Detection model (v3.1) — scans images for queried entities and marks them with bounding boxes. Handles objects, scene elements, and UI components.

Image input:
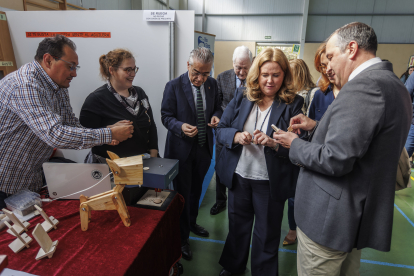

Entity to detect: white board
[5,10,194,162]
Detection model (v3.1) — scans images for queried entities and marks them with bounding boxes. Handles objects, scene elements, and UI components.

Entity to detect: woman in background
[307,43,340,121]
[400,66,414,85]
[80,49,158,161]
[289,59,319,115]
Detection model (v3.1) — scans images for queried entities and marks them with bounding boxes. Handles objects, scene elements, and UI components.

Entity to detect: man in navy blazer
[161,47,222,261]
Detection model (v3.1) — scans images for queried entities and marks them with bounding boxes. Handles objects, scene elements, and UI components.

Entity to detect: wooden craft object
[2,209,30,237]
[4,221,32,254]
[79,151,143,231]
[32,224,58,260]
[34,205,59,233]
[0,255,7,273]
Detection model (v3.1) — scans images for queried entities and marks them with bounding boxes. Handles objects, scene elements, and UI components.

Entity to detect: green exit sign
[265,36,271,39]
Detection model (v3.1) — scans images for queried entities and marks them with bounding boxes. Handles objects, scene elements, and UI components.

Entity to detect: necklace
[254,102,273,136]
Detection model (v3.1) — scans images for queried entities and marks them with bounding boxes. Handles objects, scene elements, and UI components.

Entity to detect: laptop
[43,163,112,200]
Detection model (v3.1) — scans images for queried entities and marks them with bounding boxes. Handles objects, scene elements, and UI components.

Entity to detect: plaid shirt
[0,61,112,194]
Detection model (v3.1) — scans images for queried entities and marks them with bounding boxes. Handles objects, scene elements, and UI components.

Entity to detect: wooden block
[107,155,143,185]
[0,255,7,273]
[34,205,58,232]
[2,209,30,236]
[32,224,58,260]
[5,221,32,254]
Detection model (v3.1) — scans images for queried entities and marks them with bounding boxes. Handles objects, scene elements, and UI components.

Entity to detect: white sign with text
[143,10,175,22]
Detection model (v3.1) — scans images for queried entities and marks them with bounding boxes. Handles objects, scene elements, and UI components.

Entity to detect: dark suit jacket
[161,72,222,163]
[217,69,237,111]
[216,87,304,201]
[290,61,412,252]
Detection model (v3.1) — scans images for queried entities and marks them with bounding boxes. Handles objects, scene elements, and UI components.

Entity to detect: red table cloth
[0,194,183,276]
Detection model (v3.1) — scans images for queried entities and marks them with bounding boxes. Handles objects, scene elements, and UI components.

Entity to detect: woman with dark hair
[216,48,303,276]
[400,66,414,84]
[80,49,158,161]
[307,43,341,121]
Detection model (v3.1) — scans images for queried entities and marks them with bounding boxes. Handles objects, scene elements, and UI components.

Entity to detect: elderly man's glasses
[319,65,327,72]
[118,66,139,75]
[52,56,80,72]
[191,68,210,78]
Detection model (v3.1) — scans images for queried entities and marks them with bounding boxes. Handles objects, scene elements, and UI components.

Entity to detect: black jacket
[80,84,158,159]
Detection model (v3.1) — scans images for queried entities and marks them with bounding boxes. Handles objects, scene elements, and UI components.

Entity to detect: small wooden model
[79,151,143,231]
[2,209,30,237]
[4,221,32,254]
[34,205,59,233]
[32,224,59,260]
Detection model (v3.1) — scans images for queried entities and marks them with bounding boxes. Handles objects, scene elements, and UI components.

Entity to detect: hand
[289,114,316,134]
[273,130,299,149]
[149,149,158,158]
[107,140,120,146]
[253,130,277,147]
[182,123,198,137]
[234,131,252,145]
[208,116,220,128]
[110,124,134,142]
[107,120,133,128]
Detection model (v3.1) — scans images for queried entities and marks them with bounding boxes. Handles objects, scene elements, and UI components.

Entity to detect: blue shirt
[236,75,245,88]
[404,73,414,124]
[308,85,335,121]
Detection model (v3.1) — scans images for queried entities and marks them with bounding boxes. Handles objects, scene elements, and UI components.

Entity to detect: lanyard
[254,103,273,134]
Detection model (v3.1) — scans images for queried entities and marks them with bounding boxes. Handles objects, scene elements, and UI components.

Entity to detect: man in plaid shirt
[0,35,133,208]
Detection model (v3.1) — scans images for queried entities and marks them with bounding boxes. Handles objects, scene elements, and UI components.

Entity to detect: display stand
[34,205,59,232]
[4,221,32,253]
[32,224,58,260]
[79,151,143,231]
[2,209,30,237]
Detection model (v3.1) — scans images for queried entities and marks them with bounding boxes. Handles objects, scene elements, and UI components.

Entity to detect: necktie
[195,86,206,146]
[239,79,245,87]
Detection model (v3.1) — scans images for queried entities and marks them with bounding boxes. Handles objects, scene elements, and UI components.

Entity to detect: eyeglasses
[52,56,80,72]
[319,65,327,72]
[191,68,210,78]
[117,66,139,76]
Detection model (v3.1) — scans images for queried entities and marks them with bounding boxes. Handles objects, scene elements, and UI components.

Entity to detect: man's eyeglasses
[52,56,80,72]
[191,68,210,78]
[118,66,139,75]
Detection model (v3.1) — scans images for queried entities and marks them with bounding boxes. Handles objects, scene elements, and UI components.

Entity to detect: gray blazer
[290,61,412,252]
[217,69,237,111]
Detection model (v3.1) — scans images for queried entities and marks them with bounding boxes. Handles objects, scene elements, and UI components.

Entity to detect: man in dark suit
[161,47,222,260]
[210,46,252,215]
[274,22,412,275]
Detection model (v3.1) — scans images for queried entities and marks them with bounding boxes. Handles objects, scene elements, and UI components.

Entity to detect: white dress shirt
[188,72,207,121]
[235,103,271,180]
[348,57,382,82]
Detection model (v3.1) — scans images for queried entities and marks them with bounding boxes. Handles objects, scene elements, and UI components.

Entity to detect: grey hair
[188,47,214,65]
[333,22,377,54]
[232,46,253,63]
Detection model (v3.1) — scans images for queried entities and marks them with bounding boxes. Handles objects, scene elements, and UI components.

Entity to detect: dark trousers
[215,143,227,204]
[219,174,285,275]
[174,142,211,243]
[0,191,10,209]
[287,197,297,230]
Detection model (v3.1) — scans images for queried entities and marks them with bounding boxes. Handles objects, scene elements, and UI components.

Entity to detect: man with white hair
[161,47,222,260]
[210,46,253,215]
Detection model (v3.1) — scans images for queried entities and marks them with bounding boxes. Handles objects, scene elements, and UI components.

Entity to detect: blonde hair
[290,59,315,92]
[245,48,296,104]
[99,49,134,80]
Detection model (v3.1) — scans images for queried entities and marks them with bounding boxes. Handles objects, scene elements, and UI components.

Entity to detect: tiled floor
[181,172,414,276]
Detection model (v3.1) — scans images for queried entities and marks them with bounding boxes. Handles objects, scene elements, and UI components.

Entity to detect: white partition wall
[5,10,194,162]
